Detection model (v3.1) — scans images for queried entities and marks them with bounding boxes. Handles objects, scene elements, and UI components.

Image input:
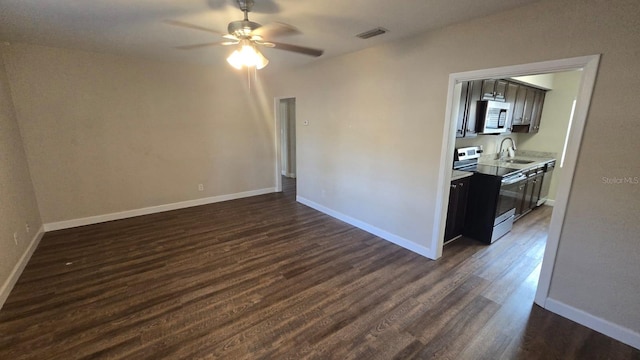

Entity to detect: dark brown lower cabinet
[515,167,544,220]
[527,171,544,210]
[445,176,471,242]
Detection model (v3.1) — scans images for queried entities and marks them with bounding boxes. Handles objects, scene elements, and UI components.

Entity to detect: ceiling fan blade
[175,42,225,50]
[164,20,223,35]
[223,34,239,41]
[252,22,300,38]
[255,41,276,48]
[270,42,324,57]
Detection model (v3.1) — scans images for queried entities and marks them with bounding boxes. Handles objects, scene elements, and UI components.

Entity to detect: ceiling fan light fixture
[226,43,269,70]
[167,0,323,72]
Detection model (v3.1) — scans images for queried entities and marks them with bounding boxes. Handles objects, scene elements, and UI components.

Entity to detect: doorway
[280,98,297,179]
[275,97,297,196]
[432,55,600,308]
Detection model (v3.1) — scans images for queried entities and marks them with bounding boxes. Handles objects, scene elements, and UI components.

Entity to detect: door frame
[433,55,600,307]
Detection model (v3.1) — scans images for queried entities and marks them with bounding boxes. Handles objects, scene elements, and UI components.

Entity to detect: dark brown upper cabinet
[523,88,536,125]
[512,85,527,126]
[481,79,508,102]
[457,79,546,137]
[456,80,482,138]
[505,82,519,131]
[456,81,470,138]
[512,86,546,133]
[530,90,546,133]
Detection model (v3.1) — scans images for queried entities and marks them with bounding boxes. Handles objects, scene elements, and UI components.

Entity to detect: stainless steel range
[454,146,525,243]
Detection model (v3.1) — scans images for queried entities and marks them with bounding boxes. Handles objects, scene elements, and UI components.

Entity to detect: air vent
[356,27,388,39]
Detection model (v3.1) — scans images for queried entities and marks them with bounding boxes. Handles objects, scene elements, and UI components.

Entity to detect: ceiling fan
[166,0,324,70]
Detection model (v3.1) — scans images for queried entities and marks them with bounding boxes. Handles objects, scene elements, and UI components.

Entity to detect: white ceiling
[0,0,540,71]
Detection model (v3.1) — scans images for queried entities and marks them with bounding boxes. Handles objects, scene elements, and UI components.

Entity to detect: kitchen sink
[502,159,535,164]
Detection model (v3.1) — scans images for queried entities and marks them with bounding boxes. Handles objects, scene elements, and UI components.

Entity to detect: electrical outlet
[13,232,18,245]
[198,184,204,191]
[25,223,30,234]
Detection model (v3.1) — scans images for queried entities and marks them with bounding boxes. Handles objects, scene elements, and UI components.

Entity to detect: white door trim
[534,55,600,306]
[433,55,601,305]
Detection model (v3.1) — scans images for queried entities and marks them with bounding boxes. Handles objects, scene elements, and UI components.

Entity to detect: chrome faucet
[497,137,517,160]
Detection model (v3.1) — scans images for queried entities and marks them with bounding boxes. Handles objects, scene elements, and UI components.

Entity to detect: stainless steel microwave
[477,100,510,134]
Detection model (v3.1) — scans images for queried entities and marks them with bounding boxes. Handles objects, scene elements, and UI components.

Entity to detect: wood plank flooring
[1,177,638,359]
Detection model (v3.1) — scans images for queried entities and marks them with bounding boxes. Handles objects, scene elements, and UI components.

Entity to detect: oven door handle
[502,174,527,185]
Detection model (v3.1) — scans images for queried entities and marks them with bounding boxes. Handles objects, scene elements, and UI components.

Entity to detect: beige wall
[519,71,582,201]
[0,46,42,295]
[268,0,640,335]
[3,44,276,223]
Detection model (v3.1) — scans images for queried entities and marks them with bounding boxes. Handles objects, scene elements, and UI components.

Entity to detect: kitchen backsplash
[456,134,557,161]
[455,134,520,157]
[515,150,557,158]
[477,149,557,161]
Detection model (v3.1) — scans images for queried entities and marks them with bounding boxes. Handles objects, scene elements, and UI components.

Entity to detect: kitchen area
[444,71,581,244]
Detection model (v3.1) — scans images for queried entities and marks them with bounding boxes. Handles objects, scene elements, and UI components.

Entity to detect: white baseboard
[545,199,556,206]
[44,188,276,231]
[0,225,45,310]
[545,297,640,350]
[296,196,435,259]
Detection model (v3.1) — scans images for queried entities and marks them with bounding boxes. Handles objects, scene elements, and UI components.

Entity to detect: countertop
[452,170,474,181]
[453,153,555,180]
[478,155,555,171]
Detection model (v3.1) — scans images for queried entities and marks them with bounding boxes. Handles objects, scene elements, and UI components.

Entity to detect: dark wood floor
[1,177,638,359]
